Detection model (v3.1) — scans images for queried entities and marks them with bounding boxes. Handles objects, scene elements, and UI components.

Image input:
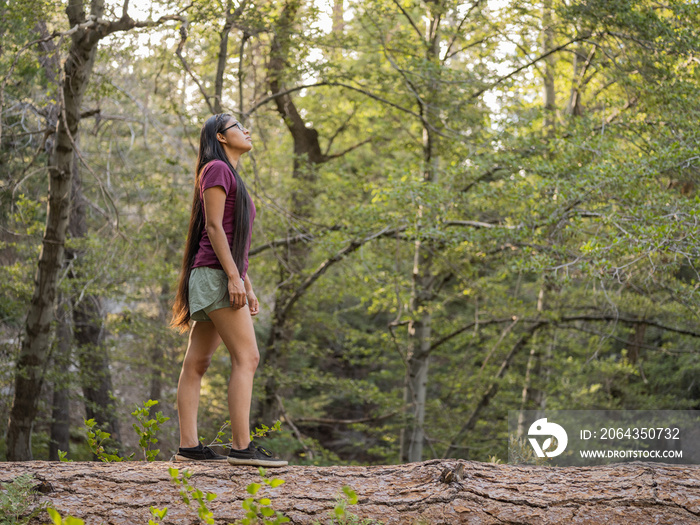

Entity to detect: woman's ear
[216,132,226,144]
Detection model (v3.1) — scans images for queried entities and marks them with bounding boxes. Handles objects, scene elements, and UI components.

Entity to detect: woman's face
[217,117,252,154]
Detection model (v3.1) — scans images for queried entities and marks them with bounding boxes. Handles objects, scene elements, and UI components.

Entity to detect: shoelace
[256,445,273,457]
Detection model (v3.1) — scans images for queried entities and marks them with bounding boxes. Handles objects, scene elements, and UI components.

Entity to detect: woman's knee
[233,347,259,372]
[185,355,212,377]
[249,349,260,370]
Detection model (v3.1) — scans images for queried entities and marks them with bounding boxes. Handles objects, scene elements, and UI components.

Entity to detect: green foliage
[313,486,382,525]
[236,467,289,525]
[148,506,168,525]
[251,421,283,441]
[131,400,170,461]
[45,508,85,525]
[168,467,217,525]
[83,400,169,462]
[0,474,48,525]
[83,419,132,462]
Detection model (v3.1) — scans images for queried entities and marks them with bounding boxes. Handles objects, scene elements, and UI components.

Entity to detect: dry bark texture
[2,459,698,524]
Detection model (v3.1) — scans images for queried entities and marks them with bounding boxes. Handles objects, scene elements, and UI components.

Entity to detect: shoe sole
[174,454,228,462]
[227,457,288,467]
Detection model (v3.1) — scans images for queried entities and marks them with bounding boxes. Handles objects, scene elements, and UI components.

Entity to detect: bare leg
[207,305,260,450]
[177,320,222,448]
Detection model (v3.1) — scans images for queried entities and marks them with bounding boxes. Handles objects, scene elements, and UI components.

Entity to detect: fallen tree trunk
[2,459,698,524]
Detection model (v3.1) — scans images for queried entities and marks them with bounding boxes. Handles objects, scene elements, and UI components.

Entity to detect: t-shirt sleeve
[200,161,236,195]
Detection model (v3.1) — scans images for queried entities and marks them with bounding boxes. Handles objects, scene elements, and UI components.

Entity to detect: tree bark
[6,0,104,461]
[38,19,70,463]
[2,460,698,524]
[48,297,72,461]
[626,322,646,365]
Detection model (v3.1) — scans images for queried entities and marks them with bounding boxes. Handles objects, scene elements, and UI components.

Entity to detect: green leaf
[342,486,358,505]
[47,508,62,525]
[269,479,285,488]
[246,482,261,495]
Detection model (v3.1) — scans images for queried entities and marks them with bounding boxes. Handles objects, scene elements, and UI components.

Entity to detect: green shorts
[189,266,247,322]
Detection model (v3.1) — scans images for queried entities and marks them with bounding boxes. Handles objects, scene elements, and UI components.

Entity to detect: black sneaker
[174,442,227,462]
[227,442,288,467]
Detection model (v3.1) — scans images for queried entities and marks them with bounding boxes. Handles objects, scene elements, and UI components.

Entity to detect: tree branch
[324,137,373,160]
[278,226,407,323]
[442,0,485,62]
[243,81,423,123]
[429,317,518,353]
[443,220,521,230]
[249,225,344,256]
[460,165,507,192]
[295,411,399,425]
[469,34,593,101]
[443,321,547,458]
[430,311,700,358]
[390,0,423,39]
[173,19,215,114]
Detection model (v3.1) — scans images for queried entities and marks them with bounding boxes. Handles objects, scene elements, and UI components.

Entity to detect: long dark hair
[171,113,252,332]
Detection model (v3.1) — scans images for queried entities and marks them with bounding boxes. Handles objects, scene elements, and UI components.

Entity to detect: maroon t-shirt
[191,160,256,279]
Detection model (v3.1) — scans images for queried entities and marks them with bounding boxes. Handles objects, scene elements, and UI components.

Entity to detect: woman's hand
[247,290,260,316]
[228,276,247,309]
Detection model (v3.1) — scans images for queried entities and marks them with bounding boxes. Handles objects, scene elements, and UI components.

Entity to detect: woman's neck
[225,148,241,168]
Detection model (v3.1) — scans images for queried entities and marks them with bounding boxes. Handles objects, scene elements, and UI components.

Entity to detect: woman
[171,113,286,467]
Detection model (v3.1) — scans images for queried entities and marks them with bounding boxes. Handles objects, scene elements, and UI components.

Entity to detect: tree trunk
[148,270,174,414]
[626,322,646,365]
[516,3,560,437]
[2,460,697,524]
[6,0,104,460]
[259,0,324,425]
[400,6,441,464]
[73,296,120,441]
[40,20,70,463]
[68,149,121,446]
[566,46,585,116]
[542,0,556,136]
[213,0,247,114]
[48,296,72,461]
[517,282,550,437]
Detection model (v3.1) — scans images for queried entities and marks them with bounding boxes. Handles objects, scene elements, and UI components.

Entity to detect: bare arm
[244,269,259,316]
[202,186,246,309]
